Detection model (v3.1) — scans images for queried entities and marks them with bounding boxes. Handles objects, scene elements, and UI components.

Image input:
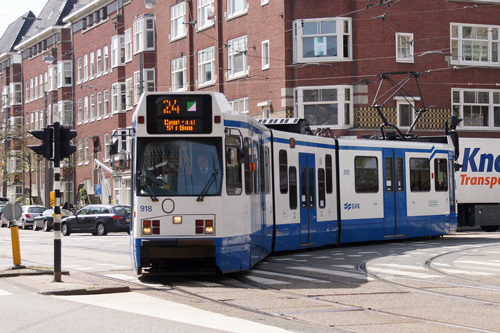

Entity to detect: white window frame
[9,83,22,105]
[395,97,418,128]
[227,0,248,20]
[84,137,89,164]
[78,139,83,165]
[96,92,102,120]
[294,85,354,129]
[134,15,155,53]
[111,82,126,113]
[452,88,500,129]
[90,94,95,121]
[111,35,125,68]
[83,54,88,82]
[103,46,109,74]
[57,61,73,88]
[262,40,270,70]
[39,74,43,97]
[57,100,73,127]
[229,97,249,113]
[77,98,83,124]
[125,78,133,110]
[171,56,187,91]
[261,0,269,5]
[84,96,89,123]
[227,35,248,80]
[96,49,102,77]
[89,52,95,79]
[451,23,500,67]
[103,89,109,118]
[134,68,156,104]
[198,46,216,87]
[104,133,110,162]
[197,0,215,31]
[34,76,38,100]
[171,2,187,41]
[396,33,414,63]
[293,17,352,63]
[125,29,132,62]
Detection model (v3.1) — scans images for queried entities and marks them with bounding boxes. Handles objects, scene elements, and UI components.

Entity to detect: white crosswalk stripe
[0,288,12,296]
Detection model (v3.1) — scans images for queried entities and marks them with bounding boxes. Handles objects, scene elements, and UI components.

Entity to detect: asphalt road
[1,228,500,332]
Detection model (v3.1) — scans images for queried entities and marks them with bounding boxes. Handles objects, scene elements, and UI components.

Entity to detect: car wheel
[61,223,70,236]
[21,220,26,230]
[33,222,39,231]
[96,222,107,236]
[43,220,51,232]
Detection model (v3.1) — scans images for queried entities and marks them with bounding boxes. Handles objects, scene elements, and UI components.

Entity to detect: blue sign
[95,184,102,196]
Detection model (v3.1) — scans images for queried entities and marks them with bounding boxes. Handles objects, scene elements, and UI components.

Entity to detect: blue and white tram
[127,91,457,275]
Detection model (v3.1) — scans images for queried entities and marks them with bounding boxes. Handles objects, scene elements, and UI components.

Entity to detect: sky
[0,1,47,38]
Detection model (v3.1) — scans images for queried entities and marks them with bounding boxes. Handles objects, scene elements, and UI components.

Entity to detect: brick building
[0,0,499,205]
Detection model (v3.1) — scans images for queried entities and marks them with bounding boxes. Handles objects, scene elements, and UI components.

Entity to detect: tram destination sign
[146,94,213,134]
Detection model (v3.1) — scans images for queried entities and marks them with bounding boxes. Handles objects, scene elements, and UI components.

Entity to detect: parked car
[33,209,73,232]
[61,204,131,236]
[20,205,47,230]
[0,205,6,227]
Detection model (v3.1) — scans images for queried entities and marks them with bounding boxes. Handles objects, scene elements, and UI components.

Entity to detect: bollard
[10,223,24,268]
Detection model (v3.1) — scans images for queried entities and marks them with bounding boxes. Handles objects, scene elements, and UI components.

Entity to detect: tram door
[382,149,407,236]
[299,153,317,245]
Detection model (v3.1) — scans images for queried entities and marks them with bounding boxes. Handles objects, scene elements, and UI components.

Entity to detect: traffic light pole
[53,122,62,282]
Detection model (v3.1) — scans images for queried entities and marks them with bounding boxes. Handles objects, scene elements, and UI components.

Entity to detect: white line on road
[59,292,292,332]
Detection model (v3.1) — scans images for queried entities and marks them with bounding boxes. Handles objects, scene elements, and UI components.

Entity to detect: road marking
[367,267,441,279]
[455,260,500,267]
[288,266,370,280]
[59,292,292,332]
[251,269,330,283]
[244,275,290,285]
[0,288,12,296]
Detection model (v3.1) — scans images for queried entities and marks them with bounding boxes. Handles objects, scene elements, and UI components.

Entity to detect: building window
[396,33,414,63]
[134,15,155,53]
[171,2,186,41]
[229,97,249,113]
[84,96,89,123]
[96,49,102,77]
[261,0,269,5]
[103,90,109,117]
[197,0,215,31]
[294,86,353,129]
[84,138,89,164]
[262,40,270,70]
[227,35,248,79]
[134,69,155,104]
[57,61,73,87]
[112,83,126,113]
[25,81,29,102]
[78,139,83,165]
[126,78,133,110]
[125,29,132,62]
[111,35,125,68]
[57,101,73,127]
[198,46,215,87]
[39,74,43,98]
[293,17,352,63]
[171,56,187,91]
[104,133,110,161]
[89,52,95,79]
[452,89,500,128]
[9,83,22,105]
[77,98,82,124]
[103,46,109,73]
[227,0,247,19]
[83,55,88,81]
[90,94,95,121]
[451,23,499,67]
[97,92,102,119]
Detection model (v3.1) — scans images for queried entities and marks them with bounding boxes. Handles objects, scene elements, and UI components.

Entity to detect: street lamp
[144,0,156,9]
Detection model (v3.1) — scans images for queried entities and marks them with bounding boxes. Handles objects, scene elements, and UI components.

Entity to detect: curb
[0,268,70,278]
[39,285,131,296]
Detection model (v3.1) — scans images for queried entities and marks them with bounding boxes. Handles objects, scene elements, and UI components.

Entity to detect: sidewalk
[0,261,130,296]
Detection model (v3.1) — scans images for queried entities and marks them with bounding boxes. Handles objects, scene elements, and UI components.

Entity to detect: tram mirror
[109,137,119,156]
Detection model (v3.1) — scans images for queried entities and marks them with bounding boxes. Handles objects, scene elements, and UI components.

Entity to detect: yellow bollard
[10,225,22,267]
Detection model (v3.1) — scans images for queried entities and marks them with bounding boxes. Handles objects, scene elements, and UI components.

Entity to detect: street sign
[95,184,102,196]
[3,203,22,221]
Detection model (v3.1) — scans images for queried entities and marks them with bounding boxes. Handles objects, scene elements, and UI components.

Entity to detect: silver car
[20,205,47,229]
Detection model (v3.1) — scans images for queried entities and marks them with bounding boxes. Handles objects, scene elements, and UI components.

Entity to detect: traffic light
[59,126,77,160]
[28,127,53,159]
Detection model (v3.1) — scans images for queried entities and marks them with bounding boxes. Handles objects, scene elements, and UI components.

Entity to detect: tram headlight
[173,216,182,224]
[142,220,152,235]
[205,220,214,234]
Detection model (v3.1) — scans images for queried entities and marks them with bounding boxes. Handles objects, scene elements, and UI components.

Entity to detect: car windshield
[137,139,222,197]
[28,207,46,213]
[113,206,131,214]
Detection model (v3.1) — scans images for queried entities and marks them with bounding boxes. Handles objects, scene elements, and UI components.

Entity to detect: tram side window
[289,166,297,209]
[325,154,333,194]
[225,147,242,195]
[265,147,271,194]
[410,158,430,192]
[434,158,448,192]
[279,150,288,194]
[318,168,326,208]
[244,138,253,194]
[253,140,260,194]
[354,156,379,193]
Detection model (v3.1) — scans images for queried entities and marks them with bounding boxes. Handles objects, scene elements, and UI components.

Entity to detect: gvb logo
[344,202,360,210]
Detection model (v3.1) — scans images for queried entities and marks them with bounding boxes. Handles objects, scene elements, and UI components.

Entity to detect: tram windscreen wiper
[144,183,159,202]
[197,169,219,202]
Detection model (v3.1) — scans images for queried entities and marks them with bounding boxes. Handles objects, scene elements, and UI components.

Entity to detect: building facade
[0,0,499,205]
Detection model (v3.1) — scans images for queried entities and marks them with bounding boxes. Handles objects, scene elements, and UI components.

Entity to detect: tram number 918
[140,205,153,212]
